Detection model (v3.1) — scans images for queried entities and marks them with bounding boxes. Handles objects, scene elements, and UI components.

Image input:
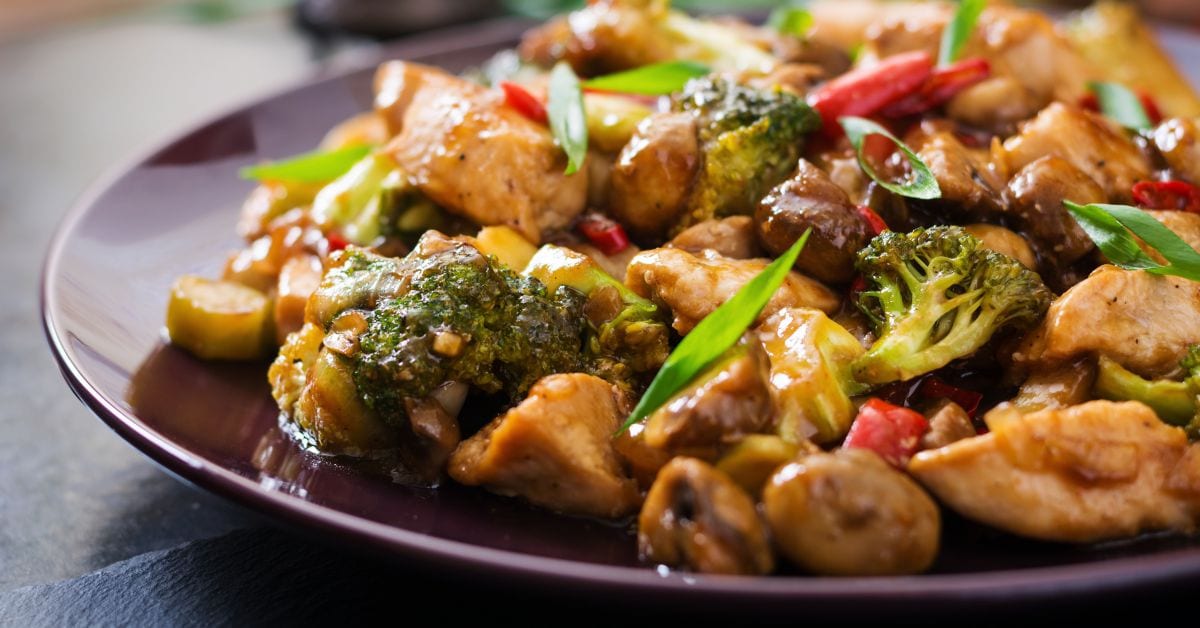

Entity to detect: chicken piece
[610,112,701,240]
[1152,118,1200,185]
[1013,266,1200,379]
[763,449,940,575]
[638,457,774,575]
[625,248,839,334]
[962,224,1036,270]
[274,254,323,345]
[1142,210,1200,263]
[920,400,976,451]
[613,423,673,491]
[518,1,673,75]
[448,374,640,518]
[913,132,1006,218]
[810,2,1091,130]
[1003,103,1150,203]
[375,61,587,243]
[910,400,1200,542]
[1005,156,1102,269]
[643,337,774,460]
[670,216,762,260]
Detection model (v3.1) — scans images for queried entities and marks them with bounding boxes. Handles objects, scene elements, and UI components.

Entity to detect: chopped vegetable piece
[1092,355,1194,425]
[577,213,630,256]
[843,398,929,468]
[1132,180,1200,213]
[856,205,888,236]
[1064,201,1200,280]
[938,0,986,66]
[583,61,711,96]
[473,225,539,271]
[547,61,588,175]
[500,81,548,124]
[766,6,813,38]
[239,145,372,184]
[166,275,272,361]
[617,230,810,434]
[840,117,941,200]
[807,51,933,124]
[880,57,991,119]
[715,434,803,498]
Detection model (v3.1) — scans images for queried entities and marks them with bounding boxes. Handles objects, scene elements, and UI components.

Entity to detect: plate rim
[39,15,1200,608]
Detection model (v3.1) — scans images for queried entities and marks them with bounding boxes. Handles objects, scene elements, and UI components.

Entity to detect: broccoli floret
[311,152,444,246]
[523,245,669,386]
[670,77,822,232]
[852,226,1052,385]
[1181,346,1200,438]
[352,239,586,424]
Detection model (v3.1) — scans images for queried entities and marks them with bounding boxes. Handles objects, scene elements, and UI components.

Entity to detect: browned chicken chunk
[911,400,1200,542]
[626,247,839,334]
[670,216,762,260]
[914,132,1006,217]
[763,448,941,575]
[1013,266,1200,378]
[1153,117,1200,185]
[639,457,774,575]
[375,61,587,243]
[448,374,640,518]
[1003,103,1150,203]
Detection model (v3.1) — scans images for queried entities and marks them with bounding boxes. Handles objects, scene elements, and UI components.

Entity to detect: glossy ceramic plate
[42,16,1200,612]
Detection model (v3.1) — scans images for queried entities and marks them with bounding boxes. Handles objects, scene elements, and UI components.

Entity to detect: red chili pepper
[499,81,547,124]
[880,57,991,119]
[1132,180,1200,213]
[856,205,888,236]
[843,398,930,468]
[917,376,984,418]
[326,231,349,252]
[577,214,630,256]
[1080,90,1164,126]
[807,51,934,125]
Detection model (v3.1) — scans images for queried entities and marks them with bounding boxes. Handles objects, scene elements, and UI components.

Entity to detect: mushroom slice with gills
[1012,266,1200,380]
[448,374,640,519]
[1003,103,1151,203]
[670,216,763,260]
[754,159,872,284]
[625,247,839,335]
[642,335,774,461]
[638,457,774,576]
[374,61,587,243]
[762,448,940,576]
[910,400,1200,543]
[609,112,701,241]
[397,383,465,482]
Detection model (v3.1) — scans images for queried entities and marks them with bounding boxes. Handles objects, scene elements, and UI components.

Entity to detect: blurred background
[1,0,1199,624]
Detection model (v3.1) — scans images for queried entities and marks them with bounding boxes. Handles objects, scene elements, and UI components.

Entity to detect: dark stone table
[3,5,1199,625]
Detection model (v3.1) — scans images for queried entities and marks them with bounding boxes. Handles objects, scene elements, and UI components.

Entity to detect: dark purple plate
[42,17,1200,612]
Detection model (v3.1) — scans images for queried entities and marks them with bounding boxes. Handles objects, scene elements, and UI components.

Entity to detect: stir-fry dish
[165,0,1200,576]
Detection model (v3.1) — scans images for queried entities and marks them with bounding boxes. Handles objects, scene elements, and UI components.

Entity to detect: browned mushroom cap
[638,457,774,576]
[643,336,774,460]
[755,159,871,284]
[610,112,701,240]
[762,448,940,576]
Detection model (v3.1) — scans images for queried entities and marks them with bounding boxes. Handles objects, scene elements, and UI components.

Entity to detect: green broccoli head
[311,152,446,247]
[852,226,1053,385]
[670,77,821,232]
[352,238,587,424]
[523,245,669,387]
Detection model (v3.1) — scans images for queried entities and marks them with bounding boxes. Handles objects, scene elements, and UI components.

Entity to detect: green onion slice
[1065,201,1200,280]
[617,230,811,435]
[939,0,985,66]
[767,6,813,38]
[582,61,711,96]
[548,61,588,175]
[840,116,941,200]
[239,145,372,183]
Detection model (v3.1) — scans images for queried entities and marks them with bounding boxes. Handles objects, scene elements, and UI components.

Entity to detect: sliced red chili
[577,213,630,256]
[326,231,350,252]
[1132,180,1200,213]
[807,51,934,125]
[499,81,547,124]
[880,57,991,119]
[856,205,889,236]
[843,398,930,468]
[917,376,983,418]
